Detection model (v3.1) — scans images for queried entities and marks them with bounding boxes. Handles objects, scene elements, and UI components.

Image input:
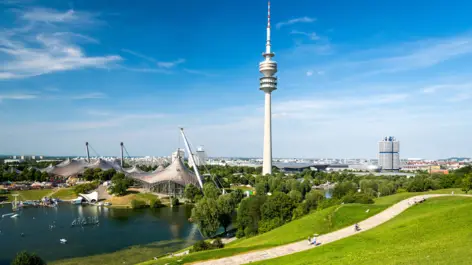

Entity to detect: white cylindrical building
[378,136,400,171]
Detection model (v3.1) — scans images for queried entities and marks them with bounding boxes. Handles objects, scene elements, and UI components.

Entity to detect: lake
[0,203,201,264]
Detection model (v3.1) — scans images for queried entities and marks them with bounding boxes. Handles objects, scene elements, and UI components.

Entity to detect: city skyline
[1,0,471,159]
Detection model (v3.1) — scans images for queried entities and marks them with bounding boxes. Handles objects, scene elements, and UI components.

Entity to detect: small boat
[11,214,19,218]
[60,238,67,244]
[71,197,83,205]
[104,202,111,206]
[2,213,15,218]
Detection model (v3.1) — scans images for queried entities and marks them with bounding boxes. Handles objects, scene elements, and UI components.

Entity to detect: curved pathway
[193,194,471,265]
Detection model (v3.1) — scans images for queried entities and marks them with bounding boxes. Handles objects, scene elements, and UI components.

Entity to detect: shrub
[292,202,309,220]
[211,238,224,249]
[258,217,283,234]
[130,199,146,209]
[235,229,245,238]
[171,197,180,207]
[341,193,374,204]
[11,251,45,265]
[150,198,163,208]
[191,240,210,253]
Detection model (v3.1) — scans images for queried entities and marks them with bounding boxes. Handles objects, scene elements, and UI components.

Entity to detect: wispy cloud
[19,8,100,25]
[290,30,319,40]
[0,93,37,102]
[157,59,185,69]
[183,68,216,77]
[0,8,121,79]
[121,49,156,62]
[276,17,316,29]
[71,92,106,100]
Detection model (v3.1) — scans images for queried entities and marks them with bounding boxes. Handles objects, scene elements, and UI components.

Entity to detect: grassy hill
[138,188,463,265]
[253,196,472,265]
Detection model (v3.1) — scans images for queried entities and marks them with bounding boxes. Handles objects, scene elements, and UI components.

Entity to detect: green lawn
[139,203,388,265]
[138,188,464,265]
[7,189,54,201]
[50,188,77,200]
[50,239,194,265]
[253,196,472,265]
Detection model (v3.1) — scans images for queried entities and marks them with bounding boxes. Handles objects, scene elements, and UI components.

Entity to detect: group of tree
[190,183,244,237]
[0,167,50,183]
[109,172,133,196]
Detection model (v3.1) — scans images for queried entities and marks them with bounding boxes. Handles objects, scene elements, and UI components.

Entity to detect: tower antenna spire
[266,1,271,54]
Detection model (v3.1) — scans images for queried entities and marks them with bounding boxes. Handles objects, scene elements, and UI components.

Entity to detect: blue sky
[0,0,471,159]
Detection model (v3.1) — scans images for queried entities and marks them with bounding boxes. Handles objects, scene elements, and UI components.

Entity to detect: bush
[11,251,45,265]
[292,202,309,220]
[235,229,245,238]
[258,217,283,234]
[150,198,163,208]
[191,240,211,252]
[341,193,374,204]
[130,199,146,209]
[211,238,224,249]
[190,239,224,253]
[171,197,180,207]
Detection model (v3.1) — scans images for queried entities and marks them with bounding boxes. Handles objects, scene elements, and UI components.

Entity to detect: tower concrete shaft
[259,1,277,175]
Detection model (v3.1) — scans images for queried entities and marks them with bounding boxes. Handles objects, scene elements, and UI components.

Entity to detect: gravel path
[193,194,470,265]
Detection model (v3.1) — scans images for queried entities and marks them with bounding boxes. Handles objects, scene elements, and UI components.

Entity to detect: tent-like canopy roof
[47,158,122,177]
[131,156,200,187]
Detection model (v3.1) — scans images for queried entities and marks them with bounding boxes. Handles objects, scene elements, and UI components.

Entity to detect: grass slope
[139,188,464,265]
[7,189,53,201]
[50,188,77,200]
[254,196,472,265]
[140,204,388,265]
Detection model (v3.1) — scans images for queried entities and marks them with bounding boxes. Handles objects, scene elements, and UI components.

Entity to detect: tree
[332,181,357,199]
[191,197,220,237]
[11,251,45,265]
[305,189,324,210]
[230,189,244,205]
[255,181,268,195]
[261,192,296,223]
[110,173,132,196]
[184,184,203,203]
[462,173,472,194]
[217,194,235,232]
[203,182,221,200]
[236,196,267,237]
[288,190,303,203]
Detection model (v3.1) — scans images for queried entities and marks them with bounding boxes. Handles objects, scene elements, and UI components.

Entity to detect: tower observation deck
[259,1,277,175]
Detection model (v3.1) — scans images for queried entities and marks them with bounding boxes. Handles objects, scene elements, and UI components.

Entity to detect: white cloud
[0,10,122,79]
[306,71,313,76]
[0,93,37,101]
[157,58,185,68]
[19,8,99,25]
[276,17,316,29]
[121,49,156,62]
[290,30,319,40]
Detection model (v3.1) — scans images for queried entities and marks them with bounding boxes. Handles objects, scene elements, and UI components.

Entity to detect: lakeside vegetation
[253,196,472,265]
[50,239,193,265]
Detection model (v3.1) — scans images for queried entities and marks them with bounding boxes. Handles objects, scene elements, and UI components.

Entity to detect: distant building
[378,136,400,171]
[172,149,185,163]
[194,146,208,167]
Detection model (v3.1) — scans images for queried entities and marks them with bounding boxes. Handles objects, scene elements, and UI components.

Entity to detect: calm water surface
[0,203,201,264]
